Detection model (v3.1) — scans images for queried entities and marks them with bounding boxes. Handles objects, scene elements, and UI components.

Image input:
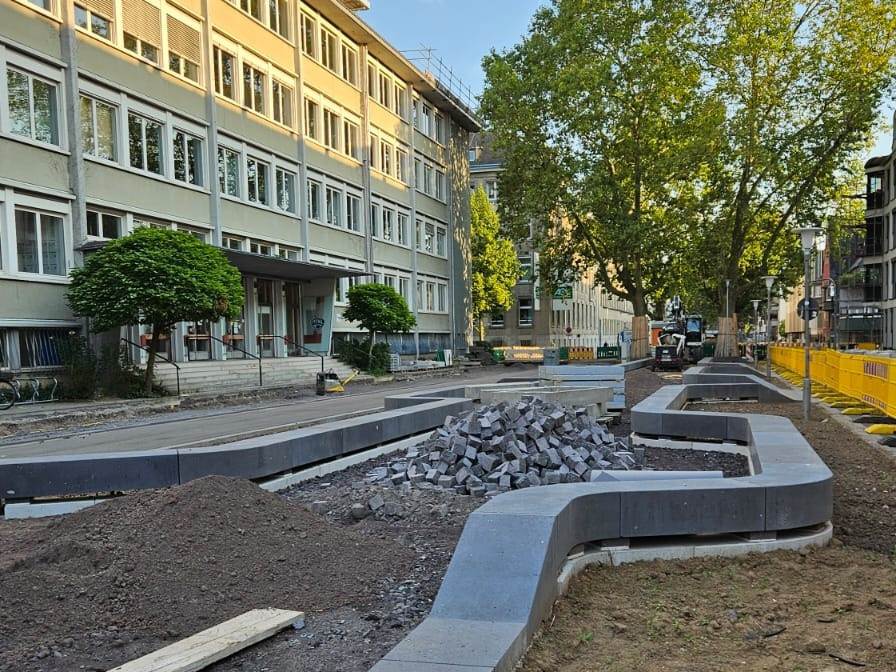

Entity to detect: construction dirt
[1,367,895,672]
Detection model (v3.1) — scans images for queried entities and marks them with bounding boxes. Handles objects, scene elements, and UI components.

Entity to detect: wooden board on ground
[108,608,303,672]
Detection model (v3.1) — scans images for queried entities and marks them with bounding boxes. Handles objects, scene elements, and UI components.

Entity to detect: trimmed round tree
[342,283,416,357]
[67,227,245,394]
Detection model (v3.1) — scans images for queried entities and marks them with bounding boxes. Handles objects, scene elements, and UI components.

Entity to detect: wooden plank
[108,608,303,672]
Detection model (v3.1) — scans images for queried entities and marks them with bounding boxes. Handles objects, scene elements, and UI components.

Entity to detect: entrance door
[285,283,302,355]
[256,279,274,356]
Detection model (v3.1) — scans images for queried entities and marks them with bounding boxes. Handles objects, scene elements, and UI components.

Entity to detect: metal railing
[121,337,180,396]
[273,336,325,373]
[207,334,262,387]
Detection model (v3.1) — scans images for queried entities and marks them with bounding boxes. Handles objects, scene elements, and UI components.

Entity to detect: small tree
[67,227,245,394]
[342,283,416,357]
[471,186,520,341]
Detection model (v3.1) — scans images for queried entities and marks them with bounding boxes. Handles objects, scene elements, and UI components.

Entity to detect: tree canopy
[67,226,244,392]
[342,283,416,354]
[470,186,520,340]
[480,0,896,357]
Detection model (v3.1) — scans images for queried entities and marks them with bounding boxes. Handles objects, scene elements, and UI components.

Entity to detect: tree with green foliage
[480,0,718,358]
[343,283,416,357]
[67,227,244,394]
[683,0,896,356]
[470,186,520,341]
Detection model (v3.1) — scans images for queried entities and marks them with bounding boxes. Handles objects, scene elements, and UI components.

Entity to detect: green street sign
[553,286,573,300]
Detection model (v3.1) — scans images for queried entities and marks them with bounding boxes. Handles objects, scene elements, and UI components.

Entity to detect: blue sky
[361,0,893,156]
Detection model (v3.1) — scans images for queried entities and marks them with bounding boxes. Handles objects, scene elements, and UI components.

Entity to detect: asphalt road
[0,367,536,460]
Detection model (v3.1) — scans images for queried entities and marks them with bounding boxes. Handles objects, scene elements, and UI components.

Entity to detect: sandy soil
[1,367,893,672]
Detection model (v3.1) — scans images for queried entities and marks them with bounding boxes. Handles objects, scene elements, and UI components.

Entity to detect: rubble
[372,396,642,496]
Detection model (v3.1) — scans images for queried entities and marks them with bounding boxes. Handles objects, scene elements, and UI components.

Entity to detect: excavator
[651,305,705,371]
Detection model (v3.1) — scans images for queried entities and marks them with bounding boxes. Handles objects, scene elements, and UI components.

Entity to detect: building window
[300,13,316,57]
[437,284,447,312]
[218,146,240,197]
[369,134,379,170]
[276,168,296,213]
[250,241,273,255]
[325,186,342,227]
[266,0,289,37]
[519,298,533,327]
[378,72,391,109]
[399,277,410,303]
[167,15,201,82]
[320,28,338,71]
[242,64,265,113]
[424,222,435,253]
[304,98,319,140]
[246,157,269,204]
[74,2,111,38]
[518,253,533,282]
[307,179,321,220]
[7,68,59,145]
[213,47,236,100]
[223,236,242,250]
[382,208,394,241]
[343,119,359,160]
[397,212,409,246]
[435,170,445,200]
[124,32,158,64]
[369,203,380,237]
[86,209,121,238]
[380,141,393,176]
[396,148,408,183]
[15,209,64,275]
[434,112,445,143]
[272,80,293,126]
[436,226,446,257]
[414,157,422,190]
[79,95,116,160]
[490,312,505,328]
[346,193,361,232]
[423,164,434,195]
[341,44,358,85]
[173,130,202,185]
[323,108,339,150]
[128,112,162,174]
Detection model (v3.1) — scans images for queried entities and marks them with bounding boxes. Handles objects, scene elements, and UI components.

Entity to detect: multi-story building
[0,0,477,373]
[468,134,633,352]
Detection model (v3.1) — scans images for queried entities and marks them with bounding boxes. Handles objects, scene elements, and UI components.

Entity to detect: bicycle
[0,373,18,410]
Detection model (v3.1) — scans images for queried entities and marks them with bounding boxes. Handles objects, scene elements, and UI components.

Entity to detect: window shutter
[122,0,161,45]
[167,15,201,63]
[81,0,114,19]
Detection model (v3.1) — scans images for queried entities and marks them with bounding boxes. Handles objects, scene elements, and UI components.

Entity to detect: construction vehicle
[652,299,705,368]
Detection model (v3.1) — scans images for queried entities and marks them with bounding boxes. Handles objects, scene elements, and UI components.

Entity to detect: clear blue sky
[361,1,893,156]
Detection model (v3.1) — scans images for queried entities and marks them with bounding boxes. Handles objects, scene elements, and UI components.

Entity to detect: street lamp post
[797,227,823,421]
[761,275,777,379]
[725,279,730,355]
[752,299,760,368]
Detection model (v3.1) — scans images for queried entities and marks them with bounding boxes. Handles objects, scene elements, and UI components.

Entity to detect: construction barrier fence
[770,345,894,417]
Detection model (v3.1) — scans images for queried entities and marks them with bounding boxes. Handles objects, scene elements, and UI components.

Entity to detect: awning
[222,250,370,283]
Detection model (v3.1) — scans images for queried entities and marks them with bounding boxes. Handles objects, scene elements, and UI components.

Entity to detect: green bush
[336,338,391,376]
[56,336,159,399]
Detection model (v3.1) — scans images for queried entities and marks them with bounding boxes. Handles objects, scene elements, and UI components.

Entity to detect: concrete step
[150,357,361,394]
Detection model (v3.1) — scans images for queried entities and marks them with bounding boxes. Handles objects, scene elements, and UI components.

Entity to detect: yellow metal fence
[770,345,894,416]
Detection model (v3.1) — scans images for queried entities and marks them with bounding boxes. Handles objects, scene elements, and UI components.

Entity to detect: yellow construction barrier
[770,345,895,418]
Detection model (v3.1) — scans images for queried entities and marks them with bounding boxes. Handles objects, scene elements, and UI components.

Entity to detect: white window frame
[307,178,322,221]
[4,62,62,147]
[79,93,117,161]
[218,144,240,197]
[246,155,269,205]
[276,167,297,213]
[346,192,361,232]
[12,206,66,277]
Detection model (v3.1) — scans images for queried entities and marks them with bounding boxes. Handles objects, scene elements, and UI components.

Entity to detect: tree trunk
[144,323,160,395]
[368,330,376,357]
[477,314,485,342]
[715,315,739,358]
[631,315,649,360]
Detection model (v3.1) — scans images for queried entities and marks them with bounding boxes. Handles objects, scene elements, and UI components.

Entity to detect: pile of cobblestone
[373,396,639,496]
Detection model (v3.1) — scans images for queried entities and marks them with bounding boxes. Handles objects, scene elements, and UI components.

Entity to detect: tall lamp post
[797,226,823,421]
[761,275,777,379]
[752,299,760,367]
[725,279,730,355]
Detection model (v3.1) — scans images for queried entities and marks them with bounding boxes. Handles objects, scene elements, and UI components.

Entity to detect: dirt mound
[0,475,415,669]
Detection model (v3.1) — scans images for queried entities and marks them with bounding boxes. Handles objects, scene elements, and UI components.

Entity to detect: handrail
[121,337,180,396]
[207,333,262,387]
[273,335,325,373]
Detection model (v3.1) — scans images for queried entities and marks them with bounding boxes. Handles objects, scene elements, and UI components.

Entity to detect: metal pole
[725,279,730,356]
[752,299,759,368]
[765,283,772,379]
[803,249,811,421]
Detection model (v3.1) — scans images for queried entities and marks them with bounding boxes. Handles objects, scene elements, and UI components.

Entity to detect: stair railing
[121,337,181,396]
[273,336,325,373]
[206,334,263,387]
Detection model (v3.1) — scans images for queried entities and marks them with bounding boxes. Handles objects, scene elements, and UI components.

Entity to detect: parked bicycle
[0,370,58,410]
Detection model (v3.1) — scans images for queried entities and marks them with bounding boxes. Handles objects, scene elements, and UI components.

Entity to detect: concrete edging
[369,364,832,672]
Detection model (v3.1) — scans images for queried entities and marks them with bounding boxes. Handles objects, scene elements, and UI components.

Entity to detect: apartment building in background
[0,0,477,372]
[468,134,633,351]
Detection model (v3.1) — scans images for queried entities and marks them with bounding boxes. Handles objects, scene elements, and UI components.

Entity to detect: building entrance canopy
[222,250,369,282]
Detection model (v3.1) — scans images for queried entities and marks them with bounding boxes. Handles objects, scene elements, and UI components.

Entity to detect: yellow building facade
[0,0,476,369]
